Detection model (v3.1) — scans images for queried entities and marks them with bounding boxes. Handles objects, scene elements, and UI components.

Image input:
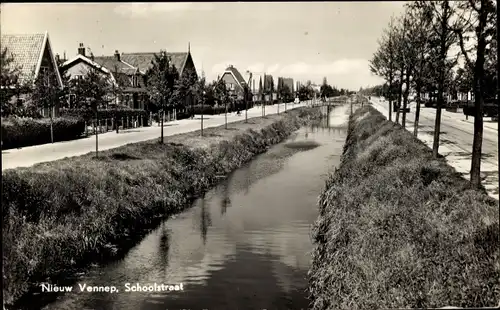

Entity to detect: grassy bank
[309,105,499,309]
[2,107,322,308]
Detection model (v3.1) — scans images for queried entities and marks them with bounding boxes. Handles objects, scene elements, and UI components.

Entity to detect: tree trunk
[50,107,54,144]
[388,82,393,121]
[414,84,422,137]
[160,112,164,144]
[395,68,404,124]
[470,3,488,189]
[225,100,228,129]
[432,2,449,159]
[95,112,99,158]
[402,68,411,128]
[160,98,165,144]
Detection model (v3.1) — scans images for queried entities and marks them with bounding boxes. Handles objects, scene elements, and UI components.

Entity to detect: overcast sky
[1,2,406,90]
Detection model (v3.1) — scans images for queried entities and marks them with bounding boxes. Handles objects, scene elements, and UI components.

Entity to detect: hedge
[1,117,86,150]
[59,108,150,125]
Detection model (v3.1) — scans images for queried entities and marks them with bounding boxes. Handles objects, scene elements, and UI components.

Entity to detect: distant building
[218,65,248,100]
[282,77,294,93]
[1,31,64,117]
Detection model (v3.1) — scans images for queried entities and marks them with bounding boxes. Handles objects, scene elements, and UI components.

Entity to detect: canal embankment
[2,107,323,308]
[308,105,499,309]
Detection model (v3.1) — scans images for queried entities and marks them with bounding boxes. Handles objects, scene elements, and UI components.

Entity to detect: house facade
[93,50,148,109]
[1,32,64,117]
[59,45,119,109]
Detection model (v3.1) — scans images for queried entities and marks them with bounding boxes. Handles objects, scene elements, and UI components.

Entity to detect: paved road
[2,101,311,171]
[371,96,498,200]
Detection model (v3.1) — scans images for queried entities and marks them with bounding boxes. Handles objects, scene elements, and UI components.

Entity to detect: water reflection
[158,223,170,275]
[220,179,231,216]
[199,194,212,245]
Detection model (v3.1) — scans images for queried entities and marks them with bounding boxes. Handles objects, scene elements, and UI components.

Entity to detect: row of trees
[369,0,497,189]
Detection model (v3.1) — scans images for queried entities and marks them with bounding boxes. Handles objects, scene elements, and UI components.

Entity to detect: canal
[40,105,350,310]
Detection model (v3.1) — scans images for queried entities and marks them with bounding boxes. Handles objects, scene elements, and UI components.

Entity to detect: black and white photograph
[1,2,499,310]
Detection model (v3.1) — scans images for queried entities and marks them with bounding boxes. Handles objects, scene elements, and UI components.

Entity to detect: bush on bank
[2,107,321,307]
[308,105,499,309]
[1,117,86,150]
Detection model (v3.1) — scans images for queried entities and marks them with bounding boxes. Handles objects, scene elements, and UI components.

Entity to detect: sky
[1,2,406,91]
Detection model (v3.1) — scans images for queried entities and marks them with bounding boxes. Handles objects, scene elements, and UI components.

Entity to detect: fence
[83,115,147,137]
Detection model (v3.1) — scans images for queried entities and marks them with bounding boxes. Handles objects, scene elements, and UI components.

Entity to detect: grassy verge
[308,105,499,309]
[2,107,322,308]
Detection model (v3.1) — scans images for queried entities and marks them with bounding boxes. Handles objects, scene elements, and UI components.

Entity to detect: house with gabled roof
[60,44,149,109]
[120,46,197,79]
[1,31,64,116]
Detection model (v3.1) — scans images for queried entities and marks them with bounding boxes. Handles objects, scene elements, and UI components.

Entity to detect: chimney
[114,50,120,62]
[77,43,85,56]
[55,53,60,64]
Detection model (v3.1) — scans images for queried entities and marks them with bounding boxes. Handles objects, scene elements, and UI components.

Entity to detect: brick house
[93,50,148,109]
[1,31,64,117]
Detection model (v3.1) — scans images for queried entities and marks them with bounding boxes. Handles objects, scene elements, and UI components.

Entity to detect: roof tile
[120,52,188,75]
[1,33,45,84]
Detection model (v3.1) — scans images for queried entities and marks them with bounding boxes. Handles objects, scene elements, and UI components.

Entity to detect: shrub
[309,105,499,309]
[1,117,86,150]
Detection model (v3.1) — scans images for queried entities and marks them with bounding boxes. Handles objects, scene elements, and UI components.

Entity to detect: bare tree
[403,2,434,135]
[453,0,497,189]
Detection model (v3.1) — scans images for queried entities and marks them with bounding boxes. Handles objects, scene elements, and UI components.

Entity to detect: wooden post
[121,117,124,130]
